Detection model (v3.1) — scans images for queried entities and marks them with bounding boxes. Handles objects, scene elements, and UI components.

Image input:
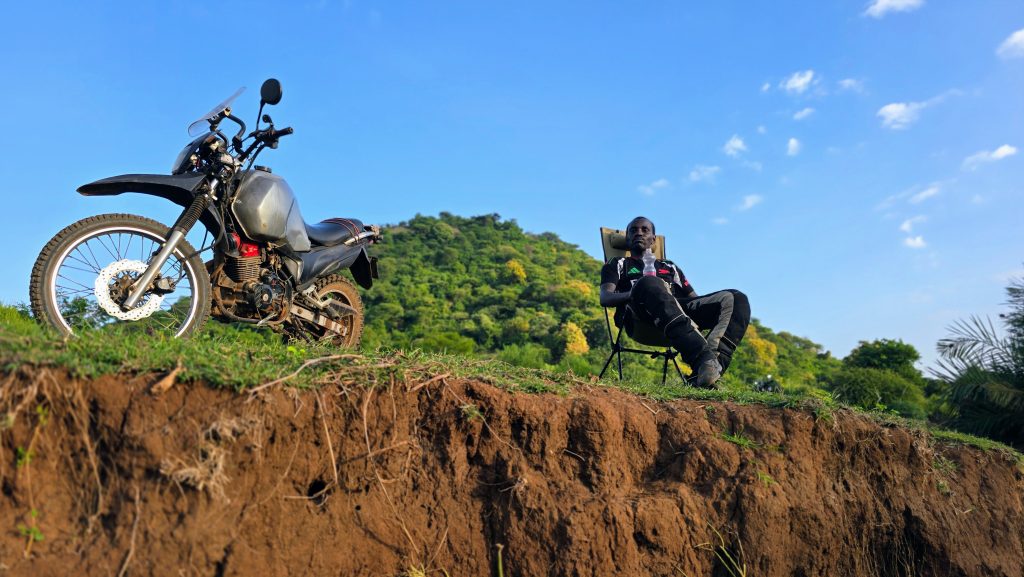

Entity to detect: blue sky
[1,1,1022,369]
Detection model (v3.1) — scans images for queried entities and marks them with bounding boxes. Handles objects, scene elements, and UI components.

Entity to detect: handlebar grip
[273,127,294,138]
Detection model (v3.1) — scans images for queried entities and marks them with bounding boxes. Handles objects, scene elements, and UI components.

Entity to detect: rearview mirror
[260,78,282,106]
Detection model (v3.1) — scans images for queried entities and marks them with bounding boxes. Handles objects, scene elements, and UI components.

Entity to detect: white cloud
[838,78,865,92]
[864,0,925,19]
[877,182,944,210]
[793,107,815,120]
[738,194,763,211]
[712,217,729,226]
[780,70,816,95]
[899,215,927,233]
[992,144,1018,159]
[742,160,763,172]
[878,90,961,130]
[787,138,801,156]
[904,236,927,249]
[637,178,670,196]
[761,82,771,93]
[909,185,940,203]
[689,165,721,183]
[962,144,1018,170]
[997,28,1024,59]
[877,101,927,130]
[757,125,767,135]
[723,135,747,157]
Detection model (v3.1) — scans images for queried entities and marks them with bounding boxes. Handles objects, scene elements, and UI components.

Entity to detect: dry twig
[408,373,450,394]
[248,354,362,395]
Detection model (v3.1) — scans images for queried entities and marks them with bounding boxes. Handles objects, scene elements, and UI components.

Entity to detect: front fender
[78,173,225,244]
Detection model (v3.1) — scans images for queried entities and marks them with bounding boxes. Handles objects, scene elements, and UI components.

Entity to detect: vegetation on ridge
[2,213,1020,449]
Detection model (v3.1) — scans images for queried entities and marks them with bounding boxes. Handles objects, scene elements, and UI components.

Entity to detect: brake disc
[93,260,164,320]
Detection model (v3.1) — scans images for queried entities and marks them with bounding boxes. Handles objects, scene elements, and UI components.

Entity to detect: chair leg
[672,357,686,383]
[661,351,670,384]
[600,309,626,380]
[615,329,624,379]
[599,350,616,379]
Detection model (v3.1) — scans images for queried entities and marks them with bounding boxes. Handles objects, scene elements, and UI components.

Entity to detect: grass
[756,470,776,487]
[933,455,958,476]
[1,304,1021,462]
[720,430,760,450]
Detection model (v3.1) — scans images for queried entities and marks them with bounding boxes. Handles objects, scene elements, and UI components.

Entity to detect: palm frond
[948,368,1024,411]
[935,316,1012,372]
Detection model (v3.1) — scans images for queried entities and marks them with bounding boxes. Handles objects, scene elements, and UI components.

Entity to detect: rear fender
[295,245,378,291]
[350,248,379,289]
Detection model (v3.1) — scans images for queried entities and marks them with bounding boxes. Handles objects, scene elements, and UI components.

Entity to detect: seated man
[599,216,750,388]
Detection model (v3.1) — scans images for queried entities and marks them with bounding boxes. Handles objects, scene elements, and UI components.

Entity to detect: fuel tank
[230,170,311,252]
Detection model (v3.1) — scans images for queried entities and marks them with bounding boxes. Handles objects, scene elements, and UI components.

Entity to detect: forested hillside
[360,213,840,388]
[356,212,1024,450]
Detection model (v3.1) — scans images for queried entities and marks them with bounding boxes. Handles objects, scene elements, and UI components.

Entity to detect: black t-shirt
[600,256,695,299]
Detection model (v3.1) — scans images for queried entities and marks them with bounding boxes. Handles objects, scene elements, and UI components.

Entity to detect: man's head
[626,216,655,255]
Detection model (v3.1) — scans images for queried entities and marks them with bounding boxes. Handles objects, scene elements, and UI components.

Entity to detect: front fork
[122,178,219,309]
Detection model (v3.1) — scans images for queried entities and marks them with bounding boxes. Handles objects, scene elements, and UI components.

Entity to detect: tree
[827,366,927,419]
[844,339,923,382]
[933,275,1024,447]
[823,339,929,418]
[561,321,590,357]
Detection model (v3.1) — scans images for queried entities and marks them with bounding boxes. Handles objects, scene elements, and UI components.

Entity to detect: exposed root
[314,390,340,491]
[116,485,141,577]
[149,360,183,395]
[160,444,229,501]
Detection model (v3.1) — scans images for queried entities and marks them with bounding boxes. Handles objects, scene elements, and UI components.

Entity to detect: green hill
[360,212,841,388]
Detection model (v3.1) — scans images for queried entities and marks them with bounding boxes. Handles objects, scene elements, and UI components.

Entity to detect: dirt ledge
[1,367,1022,577]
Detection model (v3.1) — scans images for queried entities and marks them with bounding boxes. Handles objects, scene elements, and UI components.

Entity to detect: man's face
[627,217,655,254]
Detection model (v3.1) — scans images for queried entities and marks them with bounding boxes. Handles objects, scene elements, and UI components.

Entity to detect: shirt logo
[627,267,641,275]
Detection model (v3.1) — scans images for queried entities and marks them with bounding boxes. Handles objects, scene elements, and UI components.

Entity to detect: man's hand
[599,282,632,307]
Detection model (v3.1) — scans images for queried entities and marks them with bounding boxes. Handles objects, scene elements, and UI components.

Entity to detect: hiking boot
[695,358,722,389]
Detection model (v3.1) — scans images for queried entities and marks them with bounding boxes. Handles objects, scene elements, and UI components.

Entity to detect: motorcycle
[29,79,379,347]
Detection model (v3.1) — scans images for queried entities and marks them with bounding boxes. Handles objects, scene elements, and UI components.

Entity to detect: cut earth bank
[1,366,1022,577]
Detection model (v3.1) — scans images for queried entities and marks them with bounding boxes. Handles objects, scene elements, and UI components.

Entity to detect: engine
[245,270,291,313]
[211,235,292,322]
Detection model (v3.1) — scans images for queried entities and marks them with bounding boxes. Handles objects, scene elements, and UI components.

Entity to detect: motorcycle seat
[305,217,365,247]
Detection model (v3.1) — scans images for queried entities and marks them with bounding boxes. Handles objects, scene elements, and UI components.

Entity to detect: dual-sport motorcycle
[29,79,379,347]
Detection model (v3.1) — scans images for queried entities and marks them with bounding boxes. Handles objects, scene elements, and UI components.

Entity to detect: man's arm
[599,258,631,307]
[600,283,631,307]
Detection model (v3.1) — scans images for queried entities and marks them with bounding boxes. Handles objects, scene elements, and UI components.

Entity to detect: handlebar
[263,126,292,149]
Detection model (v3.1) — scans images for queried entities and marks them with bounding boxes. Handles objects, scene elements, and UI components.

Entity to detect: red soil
[1,367,1022,576]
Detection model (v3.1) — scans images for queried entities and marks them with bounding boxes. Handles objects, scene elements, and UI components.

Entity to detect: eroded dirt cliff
[1,367,1022,576]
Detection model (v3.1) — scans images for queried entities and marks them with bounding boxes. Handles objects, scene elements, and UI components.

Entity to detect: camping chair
[598,227,687,384]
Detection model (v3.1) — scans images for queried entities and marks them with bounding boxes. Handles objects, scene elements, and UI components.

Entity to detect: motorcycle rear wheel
[30,213,211,338]
[290,274,363,349]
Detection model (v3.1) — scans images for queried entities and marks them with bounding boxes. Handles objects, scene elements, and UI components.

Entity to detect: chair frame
[597,227,686,384]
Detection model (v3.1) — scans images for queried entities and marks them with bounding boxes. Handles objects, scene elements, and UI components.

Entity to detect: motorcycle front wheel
[30,213,211,338]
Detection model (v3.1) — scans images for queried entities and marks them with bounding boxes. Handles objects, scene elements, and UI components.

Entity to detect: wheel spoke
[95,234,119,262]
[80,244,103,271]
[56,273,93,292]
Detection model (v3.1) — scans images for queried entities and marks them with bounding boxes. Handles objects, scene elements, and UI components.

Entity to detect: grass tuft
[720,430,760,450]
